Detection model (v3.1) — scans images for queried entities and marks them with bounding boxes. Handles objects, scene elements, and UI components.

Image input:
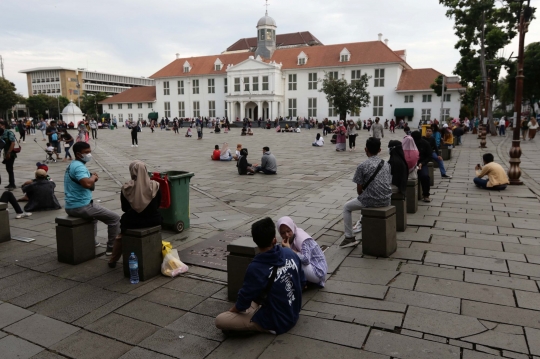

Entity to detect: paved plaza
[1,125,540,359]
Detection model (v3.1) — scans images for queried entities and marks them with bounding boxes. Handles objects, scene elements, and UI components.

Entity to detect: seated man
[64,142,120,253]
[215,217,305,334]
[254,146,277,175]
[21,169,61,212]
[423,128,452,179]
[340,138,392,248]
[474,153,509,190]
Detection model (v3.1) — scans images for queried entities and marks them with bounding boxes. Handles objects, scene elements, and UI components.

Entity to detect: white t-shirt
[220,149,231,160]
[46,146,54,152]
[316,137,324,146]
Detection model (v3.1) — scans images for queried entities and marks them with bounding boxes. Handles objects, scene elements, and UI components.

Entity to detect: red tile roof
[150,41,407,79]
[99,86,156,104]
[397,69,464,91]
[226,31,322,52]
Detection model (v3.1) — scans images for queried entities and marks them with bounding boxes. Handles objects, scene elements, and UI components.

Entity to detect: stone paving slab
[139,328,220,359]
[385,288,461,313]
[424,251,508,272]
[403,306,486,338]
[85,313,160,345]
[4,314,79,347]
[50,330,132,359]
[114,299,186,327]
[0,335,44,359]
[288,315,369,348]
[464,271,538,292]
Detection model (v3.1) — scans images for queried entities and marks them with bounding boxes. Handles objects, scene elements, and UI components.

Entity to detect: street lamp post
[508,0,531,185]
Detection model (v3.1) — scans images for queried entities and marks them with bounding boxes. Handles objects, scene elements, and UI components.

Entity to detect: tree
[48,96,70,119]
[319,73,371,121]
[26,94,51,119]
[430,75,448,97]
[0,78,18,119]
[80,92,108,118]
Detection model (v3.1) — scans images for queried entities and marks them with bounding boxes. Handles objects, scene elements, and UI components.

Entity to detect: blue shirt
[64,161,92,209]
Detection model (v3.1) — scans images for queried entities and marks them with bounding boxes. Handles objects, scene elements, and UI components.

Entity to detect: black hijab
[388,140,408,195]
[316,133,321,141]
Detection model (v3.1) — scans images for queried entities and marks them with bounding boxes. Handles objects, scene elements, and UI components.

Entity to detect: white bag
[161,249,189,277]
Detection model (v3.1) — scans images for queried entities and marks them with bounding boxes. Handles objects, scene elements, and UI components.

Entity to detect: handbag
[12,137,21,154]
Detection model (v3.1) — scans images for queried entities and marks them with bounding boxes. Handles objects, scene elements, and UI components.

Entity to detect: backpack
[51,132,58,141]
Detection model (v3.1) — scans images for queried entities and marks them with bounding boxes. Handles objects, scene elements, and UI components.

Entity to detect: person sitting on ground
[411,131,433,202]
[185,128,192,137]
[312,133,324,147]
[237,148,255,175]
[241,127,247,136]
[277,216,327,287]
[211,145,221,160]
[474,153,509,191]
[214,123,221,133]
[247,127,254,136]
[340,138,392,248]
[108,160,162,268]
[64,142,120,253]
[388,140,409,195]
[220,142,233,161]
[402,135,419,179]
[0,189,31,218]
[254,146,277,174]
[215,217,305,335]
[233,144,242,161]
[20,169,61,212]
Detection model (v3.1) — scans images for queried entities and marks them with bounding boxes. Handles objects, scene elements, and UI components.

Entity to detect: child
[233,144,242,161]
[185,128,192,137]
[211,145,220,160]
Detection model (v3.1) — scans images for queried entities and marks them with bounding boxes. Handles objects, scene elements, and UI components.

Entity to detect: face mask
[80,154,92,163]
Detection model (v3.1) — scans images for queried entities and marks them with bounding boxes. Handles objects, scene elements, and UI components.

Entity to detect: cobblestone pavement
[1,125,540,359]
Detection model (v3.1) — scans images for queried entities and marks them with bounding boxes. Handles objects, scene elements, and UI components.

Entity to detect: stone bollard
[361,206,397,258]
[428,162,434,186]
[0,203,11,243]
[391,192,407,232]
[441,147,452,161]
[122,226,162,282]
[227,237,259,302]
[55,216,95,264]
[407,179,418,213]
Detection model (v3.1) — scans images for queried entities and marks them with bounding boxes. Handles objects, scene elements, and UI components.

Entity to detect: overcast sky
[2,0,539,97]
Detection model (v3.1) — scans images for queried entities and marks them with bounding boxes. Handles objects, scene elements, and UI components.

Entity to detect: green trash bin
[151,171,194,233]
[110,124,114,130]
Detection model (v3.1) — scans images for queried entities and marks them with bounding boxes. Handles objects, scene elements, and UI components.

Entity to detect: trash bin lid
[164,171,195,179]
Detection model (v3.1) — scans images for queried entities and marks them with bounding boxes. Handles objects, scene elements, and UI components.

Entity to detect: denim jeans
[473,177,507,190]
[255,166,276,174]
[499,126,505,136]
[430,152,447,176]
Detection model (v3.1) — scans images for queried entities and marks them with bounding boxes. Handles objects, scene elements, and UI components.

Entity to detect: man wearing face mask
[64,142,120,255]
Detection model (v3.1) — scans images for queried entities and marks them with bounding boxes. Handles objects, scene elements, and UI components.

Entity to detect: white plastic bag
[161,249,189,277]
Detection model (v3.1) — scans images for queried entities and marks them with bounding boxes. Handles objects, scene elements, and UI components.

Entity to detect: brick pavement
[1,125,540,358]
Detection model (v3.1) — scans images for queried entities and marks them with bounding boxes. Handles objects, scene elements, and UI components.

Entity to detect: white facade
[103,101,156,124]
[61,101,84,125]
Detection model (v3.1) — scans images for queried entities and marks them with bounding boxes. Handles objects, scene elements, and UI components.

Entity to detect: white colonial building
[102,12,464,127]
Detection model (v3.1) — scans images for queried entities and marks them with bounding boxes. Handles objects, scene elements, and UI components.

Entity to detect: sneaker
[5,185,16,191]
[442,175,452,179]
[106,245,113,256]
[15,212,32,219]
[353,224,362,234]
[339,237,359,248]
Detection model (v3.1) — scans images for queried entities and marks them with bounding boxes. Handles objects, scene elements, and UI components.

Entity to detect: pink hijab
[276,216,311,252]
[402,135,419,170]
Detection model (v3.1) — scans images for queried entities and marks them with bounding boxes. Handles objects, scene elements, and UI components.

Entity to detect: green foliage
[430,75,448,97]
[0,78,18,116]
[80,92,108,118]
[26,94,51,118]
[319,73,371,121]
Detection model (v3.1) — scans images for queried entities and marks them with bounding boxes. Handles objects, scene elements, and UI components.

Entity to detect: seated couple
[312,133,324,147]
[215,216,327,335]
[236,146,278,175]
[241,127,253,136]
[474,153,509,190]
[211,143,233,161]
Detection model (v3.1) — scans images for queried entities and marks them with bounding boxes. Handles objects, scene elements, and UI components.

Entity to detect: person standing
[499,117,506,136]
[112,117,118,129]
[346,121,357,151]
[371,117,384,139]
[39,119,47,141]
[389,119,396,133]
[46,121,62,160]
[61,132,74,161]
[196,119,202,140]
[334,120,347,152]
[528,117,538,140]
[16,120,26,143]
[0,119,18,190]
[89,118,98,139]
[131,120,139,147]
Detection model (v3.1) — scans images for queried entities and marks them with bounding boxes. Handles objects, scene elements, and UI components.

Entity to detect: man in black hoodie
[411,131,433,202]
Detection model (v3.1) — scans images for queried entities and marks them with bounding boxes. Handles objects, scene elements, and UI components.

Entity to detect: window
[224,78,228,93]
[209,101,216,117]
[288,74,297,91]
[193,79,199,94]
[163,81,170,95]
[243,77,250,91]
[178,80,184,95]
[351,107,360,117]
[262,76,269,91]
[215,64,221,71]
[266,29,273,40]
[422,94,432,102]
[298,57,306,65]
[374,69,385,87]
[404,95,413,103]
[252,77,259,91]
[138,113,143,121]
[340,54,349,62]
[118,104,123,109]
[137,103,142,109]
[108,104,113,109]
[421,109,431,122]
[328,71,339,80]
[164,102,170,118]
[308,98,317,118]
[184,66,190,73]
[56,77,59,81]
[33,90,37,94]
[444,94,451,102]
[127,104,132,109]
[208,78,215,93]
[148,103,153,108]
[351,70,361,84]
[328,100,337,117]
[442,108,451,121]
[178,102,185,117]
[308,73,317,90]
[193,101,200,117]
[259,29,265,40]
[288,98,297,118]
[128,114,133,121]
[373,96,383,116]
[234,78,240,92]
[118,114,123,122]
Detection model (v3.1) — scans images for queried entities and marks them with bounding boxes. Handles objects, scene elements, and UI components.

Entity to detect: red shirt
[212,150,221,160]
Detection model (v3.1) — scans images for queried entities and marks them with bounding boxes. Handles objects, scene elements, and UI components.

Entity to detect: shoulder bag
[363,160,385,190]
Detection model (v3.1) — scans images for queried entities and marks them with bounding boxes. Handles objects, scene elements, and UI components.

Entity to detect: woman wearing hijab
[402,135,420,179]
[220,142,232,161]
[277,216,327,287]
[312,133,324,147]
[334,120,347,151]
[411,131,433,202]
[237,148,255,175]
[346,121,358,151]
[388,140,409,195]
[108,161,162,268]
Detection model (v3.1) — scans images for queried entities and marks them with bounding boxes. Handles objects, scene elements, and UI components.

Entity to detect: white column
[257,101,262,120]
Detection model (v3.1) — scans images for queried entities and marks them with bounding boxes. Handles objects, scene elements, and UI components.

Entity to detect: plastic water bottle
[129,253,139,284]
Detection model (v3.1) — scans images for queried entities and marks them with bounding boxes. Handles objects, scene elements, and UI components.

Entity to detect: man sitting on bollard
[474,153,509,191]
[339,138,392,248]
[215,217,305,335]
[423,127,452,179]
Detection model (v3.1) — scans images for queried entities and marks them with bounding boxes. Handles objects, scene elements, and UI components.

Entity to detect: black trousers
[348,135,356,149]
[91,129,97,139]
[131,133,138,145]
[0,191,22,213]
[19,131,25,142]
[418,165,430,197]
[3,157,15,187]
